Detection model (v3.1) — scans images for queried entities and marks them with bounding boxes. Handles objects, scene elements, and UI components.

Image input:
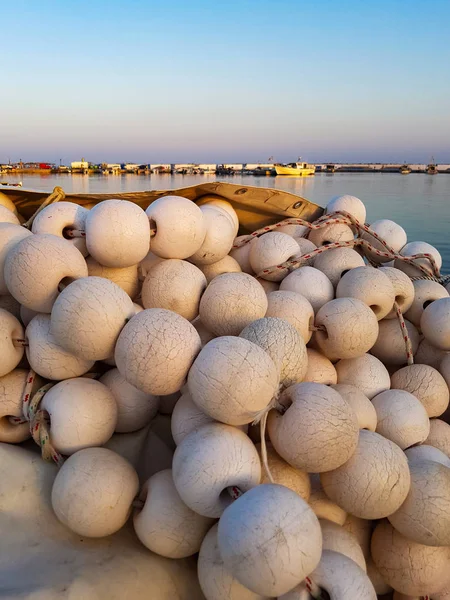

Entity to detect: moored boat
[275,160,315,176]
[426,157,438,174]
[399,164,411,174]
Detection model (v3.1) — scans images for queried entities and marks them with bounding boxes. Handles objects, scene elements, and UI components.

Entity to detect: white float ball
[248,231,299,281]
[188,336,279,426]
[304,348,337,384]
[141,259,207,321]
[370,318,420,366]
[405,444,450,468]
[415,338,448,369]
[133,469,214,558]
[280,266,334,313]
[319,519,367,571]
[371,389,430,449]
[313,247,365,287]
[268,382,359,472]
[256,443,310,500]
[26,314,94,380]
[198,523,266,600]
[425,419,450,457]
[199,272,267,336]
[265,290,314,343]
[0,205,20,225]
[4,233,88,313]
[391,364,449,418]
[85,199,150,267]
[200,255,241,283]
[99,368,159,433]
[86,257,139,299]
[0,223,33,295]
[41,377,118,454]
[362,219,407,263]
[371,520,450,596]
[115,308,201,396]
[50,276,135,361]
[239,317,307,388]
[336,266,395,320]
[321,429,411,519]
[314,298,379,360]
[51,447,139,537]
[171,391,215,445]
[189,205,236,266]
[229,236,254,274]
[379,266,415,318]
[308,222,354,247]
[330,384,377,431]
[31,201,89,257]
[309,473,347,525]
[145,196,206,259]
[421,297,450,350]
[326,195,367,224]
[0,308,24,377]
[335,354,390,399]
[217,484,322,597]
[395,240,442,277]
[172,423,261,518]
[404,279,449,327]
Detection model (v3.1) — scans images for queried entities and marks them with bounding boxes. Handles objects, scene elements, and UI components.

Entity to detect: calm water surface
[3,172,449,272]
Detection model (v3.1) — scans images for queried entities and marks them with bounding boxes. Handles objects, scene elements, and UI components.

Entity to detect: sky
[1,0,450,164]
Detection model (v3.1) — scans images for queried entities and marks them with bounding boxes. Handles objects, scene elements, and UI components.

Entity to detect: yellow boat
[275,161,316,176]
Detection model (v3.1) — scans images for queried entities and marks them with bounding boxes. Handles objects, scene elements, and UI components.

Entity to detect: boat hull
[275,165,315,176]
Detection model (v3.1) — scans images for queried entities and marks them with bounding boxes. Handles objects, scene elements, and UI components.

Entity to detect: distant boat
[0,181,22,187]
[426,157,438,174]
[399,164,411,174]
[275,160,315,176]
[325,164,335,173]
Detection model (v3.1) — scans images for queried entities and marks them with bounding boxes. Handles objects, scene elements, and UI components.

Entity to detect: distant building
[150,164,172,173]
[198,164,217,173]
[123,163,140,172]
[71,159,90,170]
[223,164,243,171]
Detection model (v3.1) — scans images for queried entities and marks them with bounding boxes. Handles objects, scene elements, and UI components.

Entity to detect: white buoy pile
[2,188,450,599]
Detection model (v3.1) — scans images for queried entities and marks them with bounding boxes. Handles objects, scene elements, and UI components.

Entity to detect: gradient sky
[2,0,450,164]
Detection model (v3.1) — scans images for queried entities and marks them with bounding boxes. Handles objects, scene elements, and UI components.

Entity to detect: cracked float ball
[321,429,410,519]
[255,443,310,501]
[388,458,450,546]
[309,473,347,525]
[141,259,207,321]
[335,353,391,399]
[379,266,415,318]
[0,223,32,295]
[370,318,420,366]
[50,276,135,361]
[391,363,449,418]
[31,201,89,257]
[188,336,279,426]
[0,191,19,215]
[330,384,377,431]
[145,195,206,259]
[41,377,118,455]
[308,222,354,247]
[319,519,367,572]
[395,240,442,277]
[336,266,395,320]
[86,257,140,299]
[199,272,267,337]
[0,369,43,443]
[371,520,450,597]
[313,247,365,287]
[196,196,239,236]
[424,418,450,457]
[0,205,20,225]
[421,297,450,351]
[405,444,450,468]
[198,523,266,600]
[133,469,214,559]
[268,382,359,472]
[172,423,261,518]
[265,290,315,343]
[217,484,322,597]
[229,236,254,274]
[26,314,95,380]
[115,308,201,396]
[0,308,25,377]
[85,199,150,268]
[371,389,430,450]
[189,205,236,266]
[313,297,379,361]
[4,233,88,313]
[51,447,139,538]
[99,368,159,433]
[361,219,407,263]
[404,278,449,327]
[304,348,337,384]
[280,266,334,313]
[326,194,367,224]
[248,231,300,281]
[199,255,241,283]
[239,317,307,388]
[170,390,215,445]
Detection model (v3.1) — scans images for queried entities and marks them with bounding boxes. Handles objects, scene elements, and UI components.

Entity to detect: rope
[9,369,64,467]
[411,273,450,285]
[393,301,414,365]
[22,186,66,229]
